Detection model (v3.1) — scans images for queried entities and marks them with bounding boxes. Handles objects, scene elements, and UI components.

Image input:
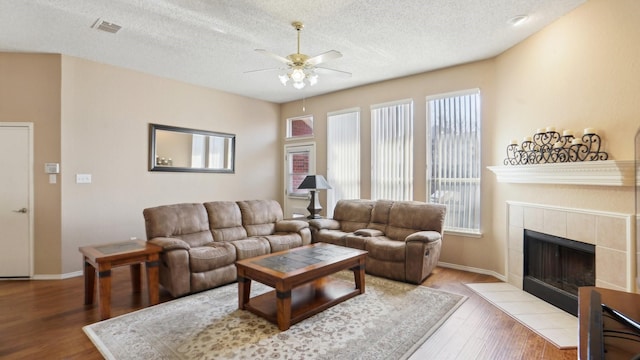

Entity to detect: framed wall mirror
[149,123,235,173]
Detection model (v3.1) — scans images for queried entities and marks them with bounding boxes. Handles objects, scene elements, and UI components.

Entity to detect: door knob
[13,208,27,213]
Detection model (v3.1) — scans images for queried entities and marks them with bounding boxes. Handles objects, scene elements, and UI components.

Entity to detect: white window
[286,147,312,197]
[284,143,316,219]
[327,108,360,217]
[427,89,481,234]
[286,116,313,139]
[370,99,414,201]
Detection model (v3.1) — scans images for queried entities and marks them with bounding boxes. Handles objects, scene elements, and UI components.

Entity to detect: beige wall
[0,53,62,275]
[492,0,639,276]
[58,57,281,274]
[2,54,281,276]
[281,0,640,277]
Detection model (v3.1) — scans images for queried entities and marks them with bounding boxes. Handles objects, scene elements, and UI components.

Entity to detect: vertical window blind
[427,90,481,233]
[370,99,414,201]
[327,109,360,217]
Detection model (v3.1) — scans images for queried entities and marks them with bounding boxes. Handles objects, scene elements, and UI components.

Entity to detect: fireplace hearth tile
[515,313,577,330]
[499,300,558,315]
[536,328,577,349]
[466,282,577,349]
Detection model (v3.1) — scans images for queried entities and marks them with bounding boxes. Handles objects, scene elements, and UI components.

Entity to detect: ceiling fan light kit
[251,21,349,90]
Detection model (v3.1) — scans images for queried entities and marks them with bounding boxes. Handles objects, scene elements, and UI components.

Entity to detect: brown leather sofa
[143,199,311,297]
[309,199,446,284]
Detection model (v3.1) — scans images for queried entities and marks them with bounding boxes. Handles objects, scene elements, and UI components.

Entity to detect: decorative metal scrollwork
[504,130,608,165]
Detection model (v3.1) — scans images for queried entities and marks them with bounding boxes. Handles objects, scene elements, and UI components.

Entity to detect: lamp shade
[297,175,332,190]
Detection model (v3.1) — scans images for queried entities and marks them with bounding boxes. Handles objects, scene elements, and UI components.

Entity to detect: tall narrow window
[427,89,481,234]
[286,148,311,197]
[371,99,414,201]
[327,108,360,217]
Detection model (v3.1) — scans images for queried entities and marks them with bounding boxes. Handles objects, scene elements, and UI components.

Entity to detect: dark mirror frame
[148,123,235,173]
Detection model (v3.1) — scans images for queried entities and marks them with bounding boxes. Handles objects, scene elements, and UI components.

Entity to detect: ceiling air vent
[91,18,121,34]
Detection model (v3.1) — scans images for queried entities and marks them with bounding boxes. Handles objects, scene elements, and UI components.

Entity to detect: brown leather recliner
[143,200,310,297]
[309,199,446,284]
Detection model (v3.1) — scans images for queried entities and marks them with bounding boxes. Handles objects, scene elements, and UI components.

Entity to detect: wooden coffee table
[79,240,162,320]
[236,242,367,330]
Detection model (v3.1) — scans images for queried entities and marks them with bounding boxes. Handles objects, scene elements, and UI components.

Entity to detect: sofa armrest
[275,219,309,233]
[405,231,441,243]
[354,229,385,237]
[308,218,341,230]
[148,237,191,251]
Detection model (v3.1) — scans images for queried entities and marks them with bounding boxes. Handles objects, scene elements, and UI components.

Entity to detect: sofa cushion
[143,203,213,248]
[386,201,446,241]
[354,229,384,237]
[275,219,308,233]
[368,200,393,232]
[333,199,375,233]
[365,237,406,262]
[308,218,341,230]
[229,237,271,260]
[345,234,368,250]
[204,201,248,241]
[263,234,303,253]
[238,200,283,236]
[188,242,237,273]
[313,230,347,246]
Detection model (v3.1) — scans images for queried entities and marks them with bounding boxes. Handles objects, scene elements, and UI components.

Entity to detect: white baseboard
[437,261,507,282]
[32,271,83,280]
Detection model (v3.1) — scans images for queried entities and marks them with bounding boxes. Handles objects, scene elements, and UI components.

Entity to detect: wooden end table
[236,242,367,331]
[79,240,162,320]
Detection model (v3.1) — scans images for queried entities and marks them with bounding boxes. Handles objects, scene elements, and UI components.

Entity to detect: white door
[283,143,315,218]
[0,124,32,277]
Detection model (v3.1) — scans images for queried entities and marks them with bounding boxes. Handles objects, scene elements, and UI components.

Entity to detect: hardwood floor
[416,267,577,360]
[0,266,578,359]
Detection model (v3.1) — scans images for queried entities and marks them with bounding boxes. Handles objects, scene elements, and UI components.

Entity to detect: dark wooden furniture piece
[578,286,640,359]
[236,242,367,330]
[79,240,162,320]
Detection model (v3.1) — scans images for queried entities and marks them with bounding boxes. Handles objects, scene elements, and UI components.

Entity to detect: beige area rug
[466,282,577,349]
[84,272,466,360]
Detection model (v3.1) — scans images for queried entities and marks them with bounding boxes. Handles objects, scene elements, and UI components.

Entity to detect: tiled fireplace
[507,201,635,293]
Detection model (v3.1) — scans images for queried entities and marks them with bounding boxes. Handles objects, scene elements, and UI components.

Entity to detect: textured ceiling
[0,0,585,103]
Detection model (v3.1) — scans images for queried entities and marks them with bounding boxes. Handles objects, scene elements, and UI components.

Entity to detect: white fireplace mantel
[487,160,636,186]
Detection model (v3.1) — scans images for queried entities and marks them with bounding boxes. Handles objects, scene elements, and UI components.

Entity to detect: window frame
[286,115,314,140]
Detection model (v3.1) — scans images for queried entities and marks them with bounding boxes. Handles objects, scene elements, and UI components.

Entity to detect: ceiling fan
[246,21,351,89]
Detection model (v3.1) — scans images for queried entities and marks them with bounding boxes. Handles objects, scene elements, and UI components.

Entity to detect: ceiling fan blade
[243,67,281,74]
[255,49,291,64]
[306,50,342,66]
[316,66,352,78]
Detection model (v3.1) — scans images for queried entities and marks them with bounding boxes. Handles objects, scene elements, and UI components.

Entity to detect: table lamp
[297,175,332,219]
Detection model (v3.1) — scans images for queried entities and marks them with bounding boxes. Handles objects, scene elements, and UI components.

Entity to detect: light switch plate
[76,174,92,184]
[45,163,60,174]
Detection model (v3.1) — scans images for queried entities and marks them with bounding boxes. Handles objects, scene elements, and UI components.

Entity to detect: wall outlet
[76,174,92,184]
